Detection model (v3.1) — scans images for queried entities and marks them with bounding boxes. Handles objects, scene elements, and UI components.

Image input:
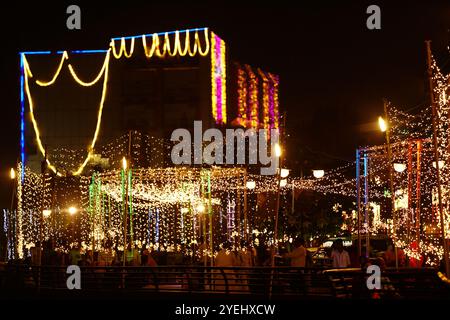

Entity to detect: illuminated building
[20,27,281,176]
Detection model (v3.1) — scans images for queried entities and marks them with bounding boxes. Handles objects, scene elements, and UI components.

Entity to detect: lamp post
[122,157,128,268]
[269,143,283,299]
[271,143,282,269]
[68,207,77,246]
[246,179,256,242]
[379,100,399,269]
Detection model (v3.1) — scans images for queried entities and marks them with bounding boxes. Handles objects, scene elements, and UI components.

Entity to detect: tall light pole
[269,143,282,299]
[122,156,128,267]
[379,101,399,269]
[426,40,449,276]
[271,143,282,268]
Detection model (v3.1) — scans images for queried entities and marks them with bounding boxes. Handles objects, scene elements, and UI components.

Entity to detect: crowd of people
[9,236,436,273]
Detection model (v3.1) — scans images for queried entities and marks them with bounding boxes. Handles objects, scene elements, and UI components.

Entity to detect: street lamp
[280,168,290,179]
[393,163,406,173]
[270,142,284,298]
[432,161,445,169]
[246,181,256,190]
[378,116,387,132]
[274,143,282,158]
[10,168,16,180]
[379,100,398,269]
[196,203,205,214]
[122,157,128,170]
[313,169,325,179]
[43,209,51,218]
[68,207,78,216]
[272,143,283,268]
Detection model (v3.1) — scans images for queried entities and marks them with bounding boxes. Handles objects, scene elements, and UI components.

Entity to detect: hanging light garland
[22,50,111,176]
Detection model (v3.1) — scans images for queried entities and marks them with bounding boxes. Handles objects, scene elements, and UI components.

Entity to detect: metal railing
[0,264,449,299]
[0,265,332,298]
[325,267,450,299]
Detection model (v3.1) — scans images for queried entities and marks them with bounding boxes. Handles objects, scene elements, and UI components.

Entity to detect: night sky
[1,1,449,207]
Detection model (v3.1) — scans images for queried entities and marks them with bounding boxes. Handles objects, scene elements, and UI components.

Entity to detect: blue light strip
[19,51,52,55]
[20,27,209,56]
[111,27,208,41]
[20,54,25,182]
[20,50,108,55]
[71,49,109,54]
[57,50,109,54]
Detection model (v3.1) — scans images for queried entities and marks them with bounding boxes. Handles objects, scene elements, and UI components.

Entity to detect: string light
[15,27,290,257]
[196,28,210,56]
[16,163,23,258]
[237,66,247,124]
[110,37,135,59]
[35,51,69,86]
[268,73,280,130]
[258,69,270,130]
[138,29,211,59]
[211,32,227,124]
[67,50,110,86]
[245,65,259,128]
[23,50,111,176]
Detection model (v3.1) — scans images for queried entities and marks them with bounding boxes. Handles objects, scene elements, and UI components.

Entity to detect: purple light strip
[268,79,275,130]
[215,35,223,124]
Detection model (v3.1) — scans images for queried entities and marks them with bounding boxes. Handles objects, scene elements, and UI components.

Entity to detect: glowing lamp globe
[313,170,325,179]
[393,163,406,173]
[432,161,445,169]
[246,181,256,190]
[68,207,78,215]
[280,169,290,178]
[43,209,51,218]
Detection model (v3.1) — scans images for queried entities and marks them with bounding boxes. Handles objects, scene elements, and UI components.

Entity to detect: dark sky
[1,1,449,207]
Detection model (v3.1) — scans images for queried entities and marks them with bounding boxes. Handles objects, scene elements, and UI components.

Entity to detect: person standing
[237,242,254,292]
[331,239,351,268]
[214,242,238,292]
[383,244,396,267]
[284,238,307,268]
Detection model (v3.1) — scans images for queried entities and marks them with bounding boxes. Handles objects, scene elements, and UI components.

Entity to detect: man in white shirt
[331,239,351,268]
[284,238,307,268]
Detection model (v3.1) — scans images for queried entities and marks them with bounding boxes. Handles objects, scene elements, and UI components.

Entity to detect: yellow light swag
[110,37,135,59]
[138,29,211,59]
[68,51,110,86]
[23,50,111,176]
[35,51,69,86]
[196,29,210,56]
